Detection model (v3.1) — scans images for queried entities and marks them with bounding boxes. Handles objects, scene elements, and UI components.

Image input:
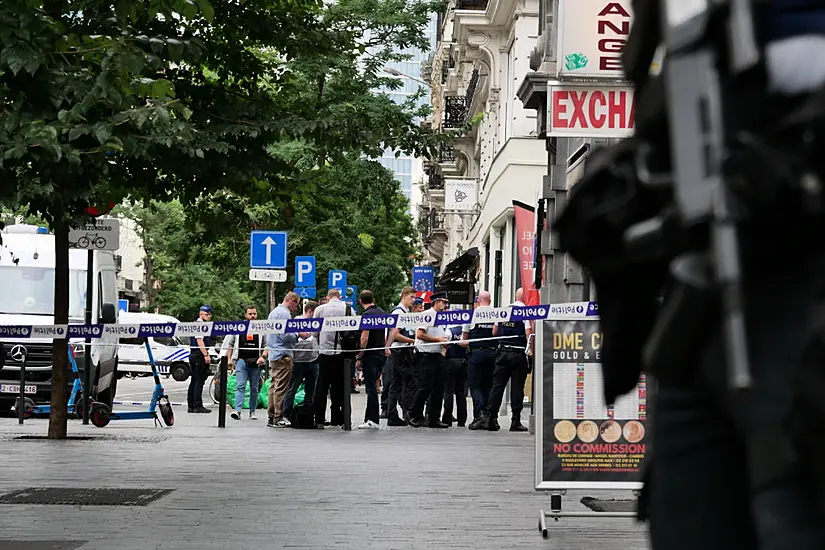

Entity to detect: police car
[117,312,192,381]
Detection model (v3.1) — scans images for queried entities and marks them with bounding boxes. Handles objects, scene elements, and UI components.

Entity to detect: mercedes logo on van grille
[10,345,27,362]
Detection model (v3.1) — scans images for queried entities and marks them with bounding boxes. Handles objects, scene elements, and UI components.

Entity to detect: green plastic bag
[225,373,255,410]
[258,377,270,409]
[294,381,305,407]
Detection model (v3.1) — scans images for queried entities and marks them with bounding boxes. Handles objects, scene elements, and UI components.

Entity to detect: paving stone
[0,380,651,549]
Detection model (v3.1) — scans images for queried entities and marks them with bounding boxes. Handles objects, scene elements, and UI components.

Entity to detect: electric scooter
[17,346,90,419]
[89,340,174,428]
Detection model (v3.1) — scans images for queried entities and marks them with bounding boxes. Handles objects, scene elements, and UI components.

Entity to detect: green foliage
[121,156,416,316]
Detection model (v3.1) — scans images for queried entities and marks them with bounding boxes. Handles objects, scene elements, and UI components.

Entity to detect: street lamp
[383,66,429,86]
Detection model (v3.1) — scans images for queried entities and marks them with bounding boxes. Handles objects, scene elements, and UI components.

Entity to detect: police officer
[409,291,452,428]
[385,287,417,426]
[187,304,213,414]
[442,323,468,427]
[461,291,497,430]
[485,288,531,432]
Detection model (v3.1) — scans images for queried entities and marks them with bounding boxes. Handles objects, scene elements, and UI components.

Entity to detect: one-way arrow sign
[250,231,287,269]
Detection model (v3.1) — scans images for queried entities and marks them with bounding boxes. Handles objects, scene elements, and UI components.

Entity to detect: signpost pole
[82,249,93,425]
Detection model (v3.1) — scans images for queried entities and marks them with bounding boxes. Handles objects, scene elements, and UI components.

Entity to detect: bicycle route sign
[69,218,120,251]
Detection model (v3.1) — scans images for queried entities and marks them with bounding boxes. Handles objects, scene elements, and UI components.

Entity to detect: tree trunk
[48,220,69,439]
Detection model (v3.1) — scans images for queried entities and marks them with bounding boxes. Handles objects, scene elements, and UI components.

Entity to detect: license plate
[0,384,37,395]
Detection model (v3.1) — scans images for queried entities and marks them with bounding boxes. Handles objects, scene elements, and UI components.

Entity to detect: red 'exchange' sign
[549,85,635,138]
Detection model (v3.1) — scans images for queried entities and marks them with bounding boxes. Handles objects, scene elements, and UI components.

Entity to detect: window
[153,336,179,347]
[121,337,146,346]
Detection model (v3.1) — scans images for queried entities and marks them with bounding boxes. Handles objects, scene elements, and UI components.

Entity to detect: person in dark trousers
[312,288,353,428]
[355,290,385,429]
[442,324,468,427]
[187,304,213,413]
[385,286,417,426]
[225,305,269,420]
[409,292,452,428]
[283,300,320,424]
[485,288,531,432]
[461,291,497,430]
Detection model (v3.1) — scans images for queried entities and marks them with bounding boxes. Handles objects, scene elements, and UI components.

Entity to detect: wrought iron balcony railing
[428,171,444,189]
[466,69,479,107]
[443,96,467,129]
[439,144,457,163]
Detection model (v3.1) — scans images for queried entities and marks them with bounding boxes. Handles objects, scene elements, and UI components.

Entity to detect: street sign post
[294,287,317,299]
[344,285,358,308]
[249,231,288,269]
[249,269,287,282]
[69,218,120,250]
[295,256,316,287]
[328,270,347,291]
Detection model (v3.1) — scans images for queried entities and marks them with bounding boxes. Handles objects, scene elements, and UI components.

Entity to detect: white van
[0,224,120,410]
[117,311,192,381]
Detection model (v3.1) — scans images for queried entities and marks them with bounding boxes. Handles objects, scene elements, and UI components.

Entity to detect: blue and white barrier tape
[0,302,599,340]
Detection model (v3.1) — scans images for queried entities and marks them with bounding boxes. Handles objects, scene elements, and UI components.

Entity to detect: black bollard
[18,348,27,425]
[217,356,228,428]
[342,357,352,431]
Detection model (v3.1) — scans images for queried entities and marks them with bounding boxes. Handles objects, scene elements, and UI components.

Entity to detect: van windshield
[0,266,86,318]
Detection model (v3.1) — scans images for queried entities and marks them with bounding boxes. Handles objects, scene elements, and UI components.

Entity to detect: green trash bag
[225,373,272,410]
[225,373,253,410]
[294,381,305,407]
[258,377,270,409]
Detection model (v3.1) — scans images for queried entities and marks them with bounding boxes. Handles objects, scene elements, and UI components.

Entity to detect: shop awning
[437,247,479,285]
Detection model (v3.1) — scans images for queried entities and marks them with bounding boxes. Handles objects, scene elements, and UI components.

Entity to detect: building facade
[422,0,546,306]
[424,0,634,306]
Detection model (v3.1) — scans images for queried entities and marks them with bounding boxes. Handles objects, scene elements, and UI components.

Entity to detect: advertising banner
[548,84,635,138]
[535,310,650,490]
[556,0,633,79]
[512,201,540,306]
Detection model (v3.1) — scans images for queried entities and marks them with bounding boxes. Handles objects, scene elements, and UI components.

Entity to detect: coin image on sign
[577,420,599,443]
[554,420,576,443]
[623,421,645,443]
[600,420,622,443]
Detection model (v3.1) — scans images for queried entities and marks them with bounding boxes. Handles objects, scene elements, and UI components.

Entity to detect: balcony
[443,96,467,128]
[456,0,487,9]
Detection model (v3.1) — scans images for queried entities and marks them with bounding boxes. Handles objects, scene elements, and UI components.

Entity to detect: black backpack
[337,304,360,358]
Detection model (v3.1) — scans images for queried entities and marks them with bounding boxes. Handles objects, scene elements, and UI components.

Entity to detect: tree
[121,156,417,318]
[1,0,450,438]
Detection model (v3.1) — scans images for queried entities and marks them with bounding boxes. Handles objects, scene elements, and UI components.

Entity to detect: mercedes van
[117,311,192,381]
[0,224,120,411]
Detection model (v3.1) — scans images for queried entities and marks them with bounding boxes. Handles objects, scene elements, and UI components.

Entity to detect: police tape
[0,302,597,340]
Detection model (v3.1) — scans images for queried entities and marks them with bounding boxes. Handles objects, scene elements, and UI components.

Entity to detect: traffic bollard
[342,357,352,431]
[217,356,228,428]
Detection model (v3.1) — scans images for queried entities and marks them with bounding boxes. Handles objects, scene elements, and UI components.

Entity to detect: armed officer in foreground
[555,0,825,548]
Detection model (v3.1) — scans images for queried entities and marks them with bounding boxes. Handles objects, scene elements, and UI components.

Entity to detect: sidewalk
[0,391,650,550]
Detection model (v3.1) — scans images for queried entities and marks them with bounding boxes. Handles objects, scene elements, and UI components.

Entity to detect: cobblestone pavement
[0,379,651,550]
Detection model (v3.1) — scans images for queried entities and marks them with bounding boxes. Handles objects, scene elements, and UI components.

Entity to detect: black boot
[486,414,500,431]
[509,416,528,432]
[468,411,487,430]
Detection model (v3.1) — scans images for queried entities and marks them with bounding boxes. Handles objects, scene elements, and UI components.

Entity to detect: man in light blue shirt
[266,291,302,427]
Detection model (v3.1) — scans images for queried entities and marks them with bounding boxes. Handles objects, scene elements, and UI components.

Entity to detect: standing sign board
[69,218,120,250]
[556,0,633,79]
[535,303,650,490]
[548,84,635,138]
